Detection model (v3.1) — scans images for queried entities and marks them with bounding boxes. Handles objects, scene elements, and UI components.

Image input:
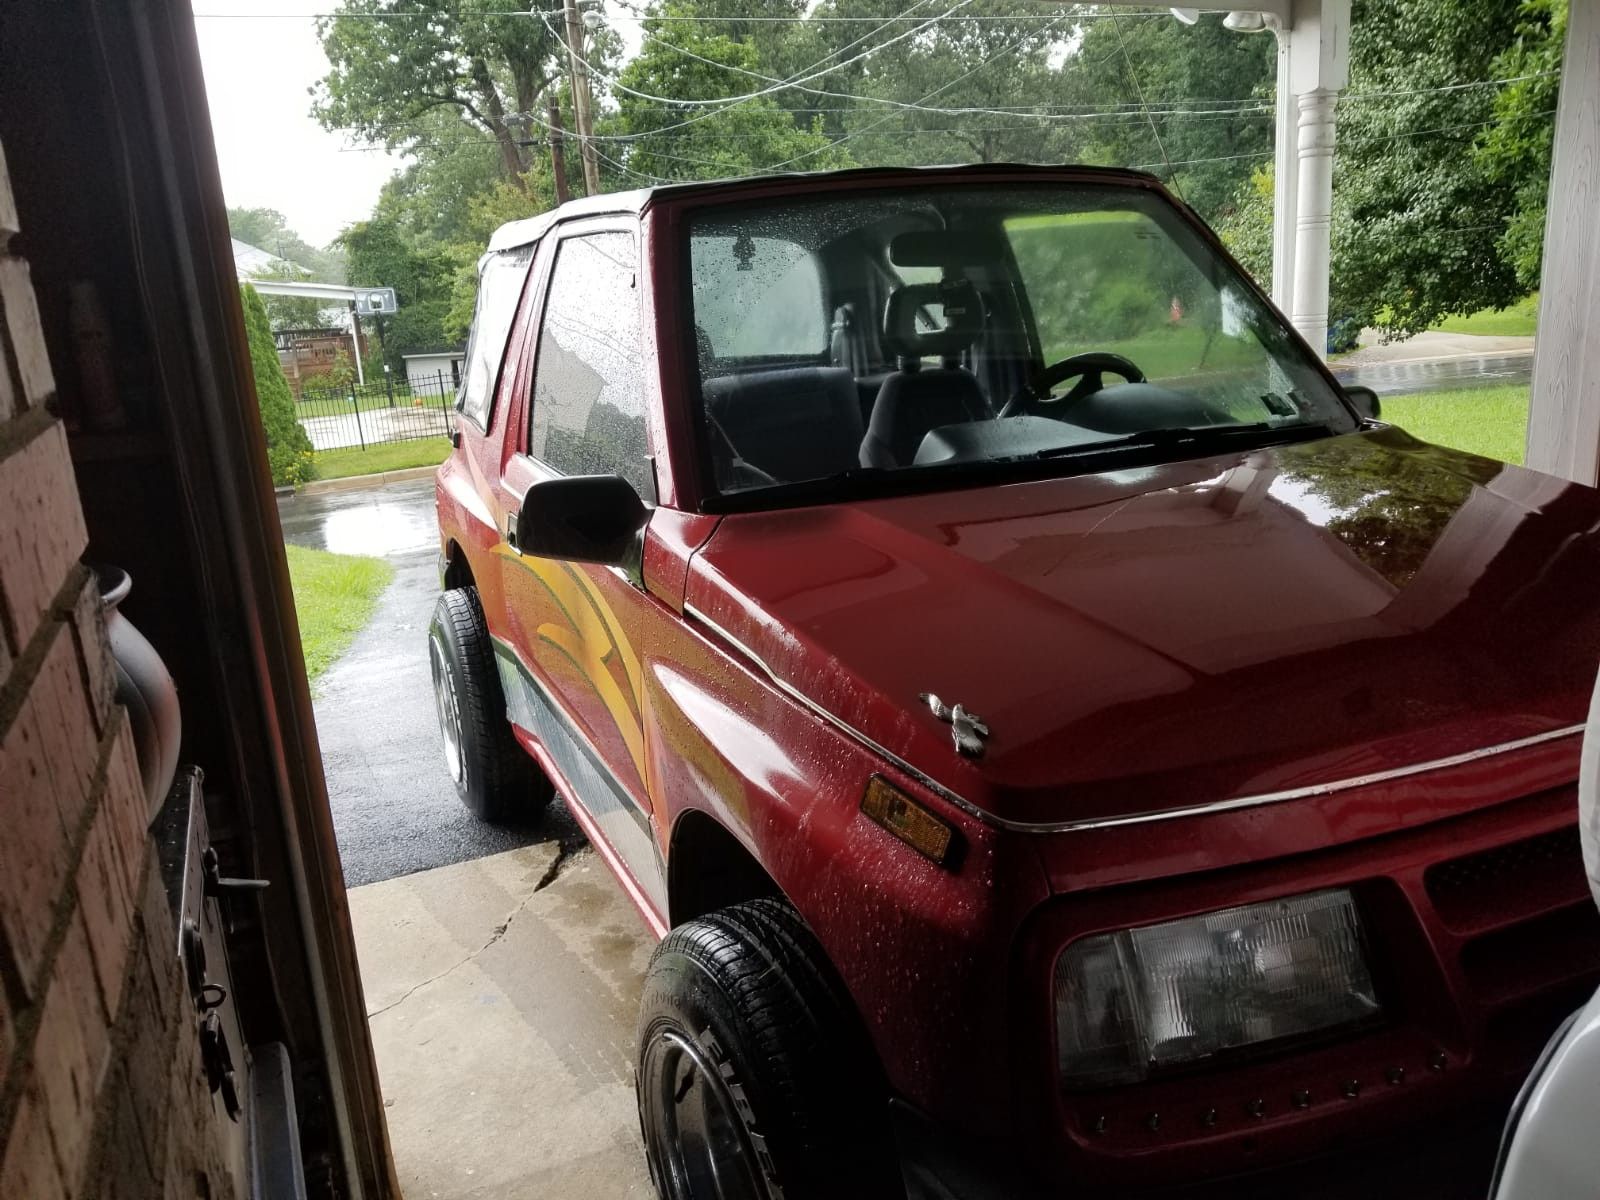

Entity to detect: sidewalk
[1336,328,1535,368]
[350,841,656,1198]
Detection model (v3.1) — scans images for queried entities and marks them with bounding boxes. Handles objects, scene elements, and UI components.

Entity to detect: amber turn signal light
[861,775,957,867]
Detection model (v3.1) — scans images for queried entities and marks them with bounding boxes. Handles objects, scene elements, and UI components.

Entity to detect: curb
[296,465,438,496]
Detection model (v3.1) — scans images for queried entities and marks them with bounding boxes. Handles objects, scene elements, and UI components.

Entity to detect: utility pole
[561,0,601,196]
[546,98,572,205]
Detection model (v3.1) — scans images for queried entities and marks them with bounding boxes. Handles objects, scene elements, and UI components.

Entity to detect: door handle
[504,509,519,551]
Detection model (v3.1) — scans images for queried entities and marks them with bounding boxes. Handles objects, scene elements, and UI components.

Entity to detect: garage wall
[0,138,234,1200]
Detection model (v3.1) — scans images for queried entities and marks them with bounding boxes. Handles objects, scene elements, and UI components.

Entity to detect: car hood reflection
[687,427,1600,827]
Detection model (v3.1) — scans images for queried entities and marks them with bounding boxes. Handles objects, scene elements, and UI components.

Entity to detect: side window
[689,233,825,359]
[527,231,651,496]
[456,244,534,429]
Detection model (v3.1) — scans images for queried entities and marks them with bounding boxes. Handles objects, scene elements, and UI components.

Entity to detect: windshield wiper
[1036,421,1333,461]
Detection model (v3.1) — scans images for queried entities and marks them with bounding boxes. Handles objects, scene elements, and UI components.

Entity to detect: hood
[685,428,1600,828]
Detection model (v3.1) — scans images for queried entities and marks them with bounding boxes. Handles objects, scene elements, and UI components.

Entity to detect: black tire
[427,586,550,822]
[636,898,899,1200]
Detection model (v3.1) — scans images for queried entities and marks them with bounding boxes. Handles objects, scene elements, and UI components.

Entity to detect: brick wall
[0,137,235,1199]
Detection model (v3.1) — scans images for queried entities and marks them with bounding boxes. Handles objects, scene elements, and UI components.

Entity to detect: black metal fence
[295,370,457,451]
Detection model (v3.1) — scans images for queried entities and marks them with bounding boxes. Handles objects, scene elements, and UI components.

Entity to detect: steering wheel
[998,352,1146,419]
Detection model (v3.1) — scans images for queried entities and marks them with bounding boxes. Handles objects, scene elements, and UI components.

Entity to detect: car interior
[690,191,1350,496]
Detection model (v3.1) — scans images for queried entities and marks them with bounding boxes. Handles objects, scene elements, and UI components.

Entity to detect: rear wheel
[428,586,550,822]
[636,898,898,1200]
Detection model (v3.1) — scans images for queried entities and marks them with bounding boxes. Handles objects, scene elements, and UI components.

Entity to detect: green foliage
[240,284,316,487]
[803,0,1083,169]
[1065,12,1276,220]
[314,0,565,186]
[606,3,846,181]
[1332,0,1546,337]
[1215,164,1274,284]
[340,211,460,370]
[1475,0,1566,290]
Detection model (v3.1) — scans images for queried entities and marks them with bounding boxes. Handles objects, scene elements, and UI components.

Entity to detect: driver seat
[860,280,989,468]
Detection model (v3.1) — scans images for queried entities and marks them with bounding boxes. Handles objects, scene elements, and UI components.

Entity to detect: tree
[1475,0,1566,291]
[1065,11,1276,220]
[1330,0,1553,336]
[340,210,459,371]
[1214,0,1562,338]
[828,0,1084,171]
[605,2,846,182]
[314,0,621,191]
[240,284,315,487]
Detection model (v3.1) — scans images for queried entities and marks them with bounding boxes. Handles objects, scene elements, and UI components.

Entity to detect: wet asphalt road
[1331,351,1533,397]
[280,350,1528,884]
[277,479,574,887]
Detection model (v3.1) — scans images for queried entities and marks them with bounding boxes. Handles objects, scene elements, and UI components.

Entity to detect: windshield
[686,184,1356,500]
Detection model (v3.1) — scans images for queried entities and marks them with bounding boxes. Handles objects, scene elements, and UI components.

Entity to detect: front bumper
[921,783,1600,1197]
[892,1097,1506,1200]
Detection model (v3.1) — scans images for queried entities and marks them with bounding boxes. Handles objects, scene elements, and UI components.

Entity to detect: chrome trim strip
[682,604,1584,834]
[1064,724,1586,831]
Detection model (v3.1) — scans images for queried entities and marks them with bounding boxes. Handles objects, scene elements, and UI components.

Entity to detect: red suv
[430,165,1600,1199]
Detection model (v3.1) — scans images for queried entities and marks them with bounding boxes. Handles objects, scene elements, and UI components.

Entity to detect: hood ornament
[920,693,989,758]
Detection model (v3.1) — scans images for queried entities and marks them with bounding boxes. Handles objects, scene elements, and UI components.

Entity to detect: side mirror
[513,475,648,569]
[1344,385,1382,421]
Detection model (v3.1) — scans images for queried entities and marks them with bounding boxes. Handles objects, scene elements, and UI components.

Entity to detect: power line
[537,0,977,110]
[759,8,1077,174]
[1107,6,1182,200]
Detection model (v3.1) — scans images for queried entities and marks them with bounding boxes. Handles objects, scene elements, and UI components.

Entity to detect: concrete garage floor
[276,477,656,1197]
[350,843,654,1198]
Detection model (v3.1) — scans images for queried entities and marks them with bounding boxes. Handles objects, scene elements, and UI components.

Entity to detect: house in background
[231,236,300,280]
[402,348,466,395]
[233,237,367,395]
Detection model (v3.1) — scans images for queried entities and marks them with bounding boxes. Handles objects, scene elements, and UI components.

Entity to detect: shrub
[240,283,316,487]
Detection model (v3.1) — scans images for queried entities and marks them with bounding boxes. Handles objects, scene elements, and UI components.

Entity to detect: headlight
[1054,888,1380,1088]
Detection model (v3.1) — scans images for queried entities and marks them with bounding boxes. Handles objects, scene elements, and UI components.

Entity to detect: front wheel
[427,586,550,822]
[636,898,899,1200]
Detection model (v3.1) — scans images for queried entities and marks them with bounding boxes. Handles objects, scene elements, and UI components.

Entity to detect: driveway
[277,478,554,886]
[279,477,656,1197]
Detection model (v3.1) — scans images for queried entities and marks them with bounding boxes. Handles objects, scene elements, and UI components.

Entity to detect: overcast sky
[194,2,407,246]
[193,2,644,249]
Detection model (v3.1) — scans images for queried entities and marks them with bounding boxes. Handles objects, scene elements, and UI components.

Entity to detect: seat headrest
[883,280,984,360]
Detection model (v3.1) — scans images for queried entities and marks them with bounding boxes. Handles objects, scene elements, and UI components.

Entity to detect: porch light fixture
[1222,10,1273,33]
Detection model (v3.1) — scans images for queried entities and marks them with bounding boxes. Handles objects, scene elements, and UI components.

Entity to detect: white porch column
[1270,31,1299,309]
[1525,0,1600,483]
[1270,0,1349,358]
[1290,88,1338,352]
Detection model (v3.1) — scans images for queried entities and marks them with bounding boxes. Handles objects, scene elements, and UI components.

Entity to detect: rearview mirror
[1344,385,1382,421]
[513,475,648,569]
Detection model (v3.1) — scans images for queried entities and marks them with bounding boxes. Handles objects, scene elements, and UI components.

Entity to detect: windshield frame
[657,166,1364,515]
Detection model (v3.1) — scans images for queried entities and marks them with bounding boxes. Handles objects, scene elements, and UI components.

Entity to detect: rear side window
[690,232,825,359]
[528,231,651,496]
[456,245,533,429]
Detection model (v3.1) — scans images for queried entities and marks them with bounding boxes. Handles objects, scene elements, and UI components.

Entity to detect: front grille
[1421,821,1600,1037]
[1424,825,1588,931]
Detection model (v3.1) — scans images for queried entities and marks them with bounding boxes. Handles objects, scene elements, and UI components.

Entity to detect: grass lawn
[1430,294,1539,338]
[313,439,451,481]
[284,543,395,682]
[1381,385,1529,465]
